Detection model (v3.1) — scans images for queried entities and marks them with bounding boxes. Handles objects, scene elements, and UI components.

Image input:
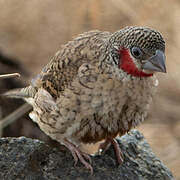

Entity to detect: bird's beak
[142,50,166,73]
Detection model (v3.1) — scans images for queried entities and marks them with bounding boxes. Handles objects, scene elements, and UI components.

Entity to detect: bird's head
[103,26,166,78]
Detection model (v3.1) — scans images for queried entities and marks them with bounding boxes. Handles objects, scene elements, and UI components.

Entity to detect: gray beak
[142,50,166,73]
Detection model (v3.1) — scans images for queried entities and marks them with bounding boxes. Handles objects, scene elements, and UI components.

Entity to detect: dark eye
[131,47,143,58]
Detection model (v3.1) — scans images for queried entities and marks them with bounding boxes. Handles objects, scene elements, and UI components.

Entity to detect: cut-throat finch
[4,26,166,174]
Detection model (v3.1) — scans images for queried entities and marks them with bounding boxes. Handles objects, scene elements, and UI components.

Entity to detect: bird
[4,26,166,174]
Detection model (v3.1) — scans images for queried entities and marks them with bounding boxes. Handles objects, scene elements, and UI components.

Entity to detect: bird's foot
[98,138,124,164]
[63,139,93,174]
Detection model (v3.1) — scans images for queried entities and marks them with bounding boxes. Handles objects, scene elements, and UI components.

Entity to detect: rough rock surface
[0,130,174,180]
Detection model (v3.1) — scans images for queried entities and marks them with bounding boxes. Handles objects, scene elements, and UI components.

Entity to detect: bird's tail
[2,86,37,99]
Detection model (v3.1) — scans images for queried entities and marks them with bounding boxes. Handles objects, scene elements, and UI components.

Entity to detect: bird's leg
[62,139,93,174]
[111,139,124,164]
[98,138,124,164]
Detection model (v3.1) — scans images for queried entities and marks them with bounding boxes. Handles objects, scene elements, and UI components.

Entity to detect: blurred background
[0,0,179,179]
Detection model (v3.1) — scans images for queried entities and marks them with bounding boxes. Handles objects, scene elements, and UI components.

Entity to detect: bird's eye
[131,47,143,58]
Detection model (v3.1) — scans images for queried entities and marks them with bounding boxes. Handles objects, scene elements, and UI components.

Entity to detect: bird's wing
[3,31,111,99]
[31,30,112,99]
[77,63,98,90]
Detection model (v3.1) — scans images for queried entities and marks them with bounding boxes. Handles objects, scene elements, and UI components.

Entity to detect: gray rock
[0,130,175,180]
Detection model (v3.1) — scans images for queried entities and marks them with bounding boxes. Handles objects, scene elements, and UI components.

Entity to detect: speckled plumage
[4,26,166,172]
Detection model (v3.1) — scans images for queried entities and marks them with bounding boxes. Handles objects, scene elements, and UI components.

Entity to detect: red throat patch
[119,48,153,77]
